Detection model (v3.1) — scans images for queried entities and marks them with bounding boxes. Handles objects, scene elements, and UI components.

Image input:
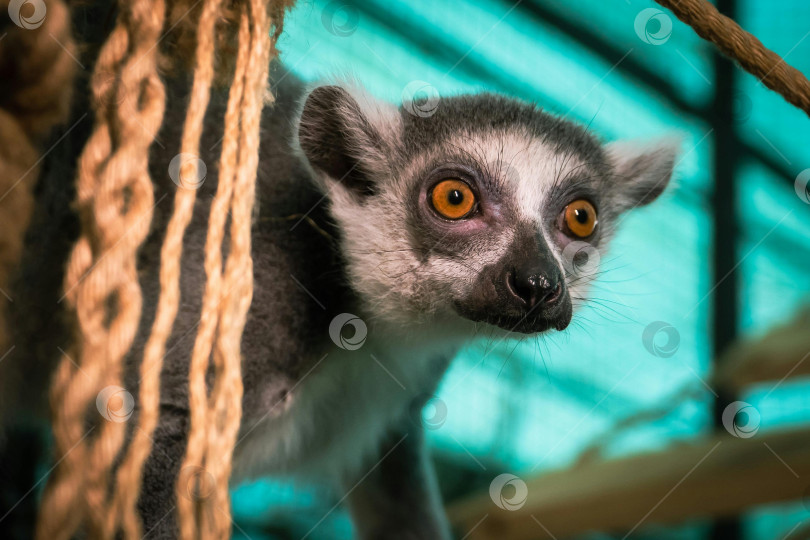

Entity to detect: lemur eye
[430,179,476,220]
[562,199,597,238]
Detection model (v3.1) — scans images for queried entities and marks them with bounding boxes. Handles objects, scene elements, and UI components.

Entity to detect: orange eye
[563,199,597,238]
[430,179,476,220]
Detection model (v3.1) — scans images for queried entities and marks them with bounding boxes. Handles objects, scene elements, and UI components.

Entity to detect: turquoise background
[231,1,810,538]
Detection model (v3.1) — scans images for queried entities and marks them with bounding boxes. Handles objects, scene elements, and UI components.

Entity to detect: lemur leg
[344,412,451,540]
[137,406,189,539]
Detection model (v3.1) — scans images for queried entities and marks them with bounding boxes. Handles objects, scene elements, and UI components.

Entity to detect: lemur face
[299,85,677,333]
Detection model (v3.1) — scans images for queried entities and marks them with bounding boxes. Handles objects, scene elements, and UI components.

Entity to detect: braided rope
[109,0,225,537]
[35,1,287,536]
[204,8,254,536]
[173,10,248,538]
[175,0,279,534]
[655,0,810,118]
[208,0,273,534]
[36,0,166,538]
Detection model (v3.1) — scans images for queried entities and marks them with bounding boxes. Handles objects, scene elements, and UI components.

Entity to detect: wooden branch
[447,428,810,539]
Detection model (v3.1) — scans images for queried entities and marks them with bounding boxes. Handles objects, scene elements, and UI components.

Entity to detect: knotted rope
[655,0,810,118]
[37,0,167,537]
[36,0,289,537]
[174,1,274,536]
[111,0,225,537]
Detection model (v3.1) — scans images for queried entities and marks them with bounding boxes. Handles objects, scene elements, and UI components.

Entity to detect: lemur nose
[507,267,562,309]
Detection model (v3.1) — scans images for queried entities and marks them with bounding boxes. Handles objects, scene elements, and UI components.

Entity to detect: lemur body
[1,58,676,538]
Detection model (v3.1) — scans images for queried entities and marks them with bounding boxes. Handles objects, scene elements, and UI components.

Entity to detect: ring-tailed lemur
[0,61,676,538]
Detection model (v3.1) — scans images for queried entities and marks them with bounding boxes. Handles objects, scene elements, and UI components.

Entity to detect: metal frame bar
[710,0,742,537]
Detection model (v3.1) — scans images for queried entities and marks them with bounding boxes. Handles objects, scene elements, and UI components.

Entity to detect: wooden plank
[447,428,810,539]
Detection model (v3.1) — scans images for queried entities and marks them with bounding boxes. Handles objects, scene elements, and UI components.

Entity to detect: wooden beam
[714,308,810,392]
[447,428,810,539]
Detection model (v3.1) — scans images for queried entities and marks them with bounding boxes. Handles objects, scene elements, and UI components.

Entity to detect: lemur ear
[604,138,679,209]
[298,85,400,198]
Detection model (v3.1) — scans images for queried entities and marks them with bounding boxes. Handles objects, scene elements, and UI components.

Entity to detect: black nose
[506,266,562,309]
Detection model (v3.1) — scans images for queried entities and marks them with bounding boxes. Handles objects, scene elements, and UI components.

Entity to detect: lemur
[0,52,677,537]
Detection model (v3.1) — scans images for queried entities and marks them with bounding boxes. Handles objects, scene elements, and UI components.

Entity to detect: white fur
[231,319,471,486]
[605,136,682,197]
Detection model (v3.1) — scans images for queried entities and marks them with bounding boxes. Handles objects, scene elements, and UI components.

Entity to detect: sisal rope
[37,0,165,540]
[109,0,226,537]
[36,0,167,537]
[209,0,274,534]
[654,0,810,118]
[175,0,279,535]
[174,6,249,538]
[37,0,288,536]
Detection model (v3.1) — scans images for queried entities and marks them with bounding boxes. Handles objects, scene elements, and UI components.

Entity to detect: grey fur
[0,60,677,539]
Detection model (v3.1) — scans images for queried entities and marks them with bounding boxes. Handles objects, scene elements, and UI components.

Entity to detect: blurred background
[229,0,810,538]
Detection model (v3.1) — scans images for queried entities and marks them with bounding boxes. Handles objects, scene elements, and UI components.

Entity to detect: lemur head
[298,85,677,334]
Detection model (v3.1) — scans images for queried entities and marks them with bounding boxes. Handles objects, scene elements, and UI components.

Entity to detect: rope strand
[175,2,280,535]
[655,0,810,118]
[175,7,250,539]
[36,0,166,538]
[208,0,272,533]
[110,0,225,536]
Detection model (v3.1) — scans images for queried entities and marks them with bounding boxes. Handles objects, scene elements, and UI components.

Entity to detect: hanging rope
[654,0,810,118]
[31,0,807,538]
[110,0,225,537]
[36,0,167,537]
[35,0,290,537]
[174,6,250,538]
[206,0,269,534]
[175,0,282,535]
